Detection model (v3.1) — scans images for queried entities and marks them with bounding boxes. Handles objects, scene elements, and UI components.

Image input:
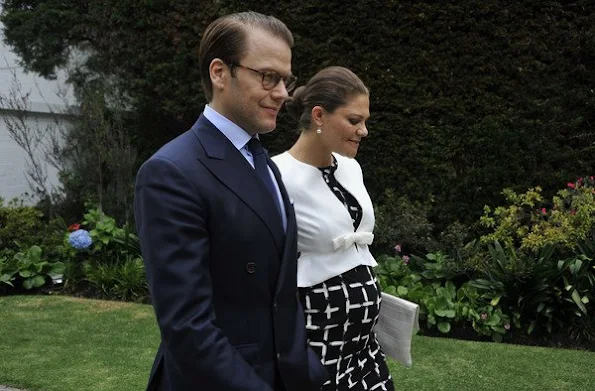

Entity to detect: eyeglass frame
[229,62,298,92]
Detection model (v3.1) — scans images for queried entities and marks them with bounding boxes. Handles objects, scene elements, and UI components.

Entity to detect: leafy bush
[373,190,434,255]
[480,178,595,254]
[376,252,511,342]
[0,245,64,291]
[431,221,473,257]
[62,206,147,301]
[0,198,44,255]
[83,256,148,302]
[469,241,594,336]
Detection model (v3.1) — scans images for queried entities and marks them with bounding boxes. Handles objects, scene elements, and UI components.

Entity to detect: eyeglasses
[231,63,297,92]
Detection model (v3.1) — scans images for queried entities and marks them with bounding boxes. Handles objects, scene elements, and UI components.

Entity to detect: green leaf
[437,322,451,333]
[445,281,456,298]
[427,314,436,325]
[29,245,43,261]
[487,314,501,326]
[490,296,501,306]
[32,275,46,288]
[1,273,13,281]
[581,296,590,304]
[491,326,506,334]
[35,261,49,273]
[384,285,397,296]
[50,262,66,275]
[23,278,34,290]
[397,286,408,296]
[571,289,588,315]
[0,274,15,287]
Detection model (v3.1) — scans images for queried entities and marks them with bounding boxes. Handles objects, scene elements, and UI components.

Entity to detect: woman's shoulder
[271,151,310,183]
[271,151,298,173]
[334,154,363,176]
[334,153,359,166]
[271,150,291,165]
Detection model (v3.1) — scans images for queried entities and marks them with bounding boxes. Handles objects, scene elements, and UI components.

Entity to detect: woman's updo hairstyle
[285,66,368,131]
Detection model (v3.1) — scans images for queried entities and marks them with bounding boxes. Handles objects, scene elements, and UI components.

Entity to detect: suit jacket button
[246,262,256,274]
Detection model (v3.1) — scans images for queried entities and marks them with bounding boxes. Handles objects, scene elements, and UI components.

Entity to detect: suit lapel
[269,157,294,231]
[192,115,285,254]
[269,158,297,295]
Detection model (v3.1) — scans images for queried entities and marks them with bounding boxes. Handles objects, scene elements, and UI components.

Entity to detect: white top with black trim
[272,152,377,287]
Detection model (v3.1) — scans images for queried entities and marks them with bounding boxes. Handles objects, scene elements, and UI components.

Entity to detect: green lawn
[1,295,594,390]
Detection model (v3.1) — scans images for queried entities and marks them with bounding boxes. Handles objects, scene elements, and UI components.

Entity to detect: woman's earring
[316,127,322,134]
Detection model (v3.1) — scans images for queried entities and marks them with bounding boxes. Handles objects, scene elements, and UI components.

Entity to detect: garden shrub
[0,198,44,255]
[480,177,595,255]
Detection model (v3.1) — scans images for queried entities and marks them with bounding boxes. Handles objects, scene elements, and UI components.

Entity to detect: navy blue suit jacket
[135,115,328,390]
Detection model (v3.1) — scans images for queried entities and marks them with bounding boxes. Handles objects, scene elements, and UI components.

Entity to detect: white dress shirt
[203,105,287,230]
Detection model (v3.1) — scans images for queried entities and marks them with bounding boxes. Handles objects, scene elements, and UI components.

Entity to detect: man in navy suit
[134,11,328,391]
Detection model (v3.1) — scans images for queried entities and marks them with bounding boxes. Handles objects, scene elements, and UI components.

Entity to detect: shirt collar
[203,104,254,151]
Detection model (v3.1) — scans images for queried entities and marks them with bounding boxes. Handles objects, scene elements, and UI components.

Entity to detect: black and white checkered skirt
[299,265,394,391]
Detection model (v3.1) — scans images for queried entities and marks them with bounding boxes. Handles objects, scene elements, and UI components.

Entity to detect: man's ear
[311,106,324,127]
[210,58,227,91]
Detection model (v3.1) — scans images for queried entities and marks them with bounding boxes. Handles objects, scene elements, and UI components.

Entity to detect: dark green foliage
[0,198,44,255]
[2,0,595,231]
[233,0,595,230]
[372,189,434,255]
[82,257,148,302]
[469,241,594,339]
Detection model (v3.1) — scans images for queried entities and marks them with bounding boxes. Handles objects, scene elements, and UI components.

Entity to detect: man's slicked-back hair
[198,11,294,102]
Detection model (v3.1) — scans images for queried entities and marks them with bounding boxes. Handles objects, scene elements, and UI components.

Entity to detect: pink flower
[394,244,402,253]
[578,177,584,185]
[402,255,410,265]
[480,313,488,320]
[541,208,547,215]
[504,323,511,330]
[567,182,576,189]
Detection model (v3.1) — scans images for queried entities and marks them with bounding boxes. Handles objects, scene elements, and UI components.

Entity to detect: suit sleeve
[135,156,273,390]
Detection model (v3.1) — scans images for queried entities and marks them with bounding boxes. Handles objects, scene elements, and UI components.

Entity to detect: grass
[1,296,595,390]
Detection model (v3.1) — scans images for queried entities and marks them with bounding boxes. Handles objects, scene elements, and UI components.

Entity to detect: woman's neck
[288,132,333,168]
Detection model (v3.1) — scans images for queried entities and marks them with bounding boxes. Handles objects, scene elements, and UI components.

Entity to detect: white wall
[0,112,65,202]
[0,4,77,204]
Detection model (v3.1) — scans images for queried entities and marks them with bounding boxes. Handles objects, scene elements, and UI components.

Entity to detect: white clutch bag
[375,292,420,367]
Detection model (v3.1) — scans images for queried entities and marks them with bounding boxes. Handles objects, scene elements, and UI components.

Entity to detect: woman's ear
[311,105,324,127]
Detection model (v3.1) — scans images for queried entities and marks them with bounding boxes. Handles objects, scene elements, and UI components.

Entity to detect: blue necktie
[247,137,282,217]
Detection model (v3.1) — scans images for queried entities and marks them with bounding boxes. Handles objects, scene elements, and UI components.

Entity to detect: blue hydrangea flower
[68,229,93,250]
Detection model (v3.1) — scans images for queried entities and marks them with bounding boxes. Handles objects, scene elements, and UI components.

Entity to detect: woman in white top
[272,67,393,391]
